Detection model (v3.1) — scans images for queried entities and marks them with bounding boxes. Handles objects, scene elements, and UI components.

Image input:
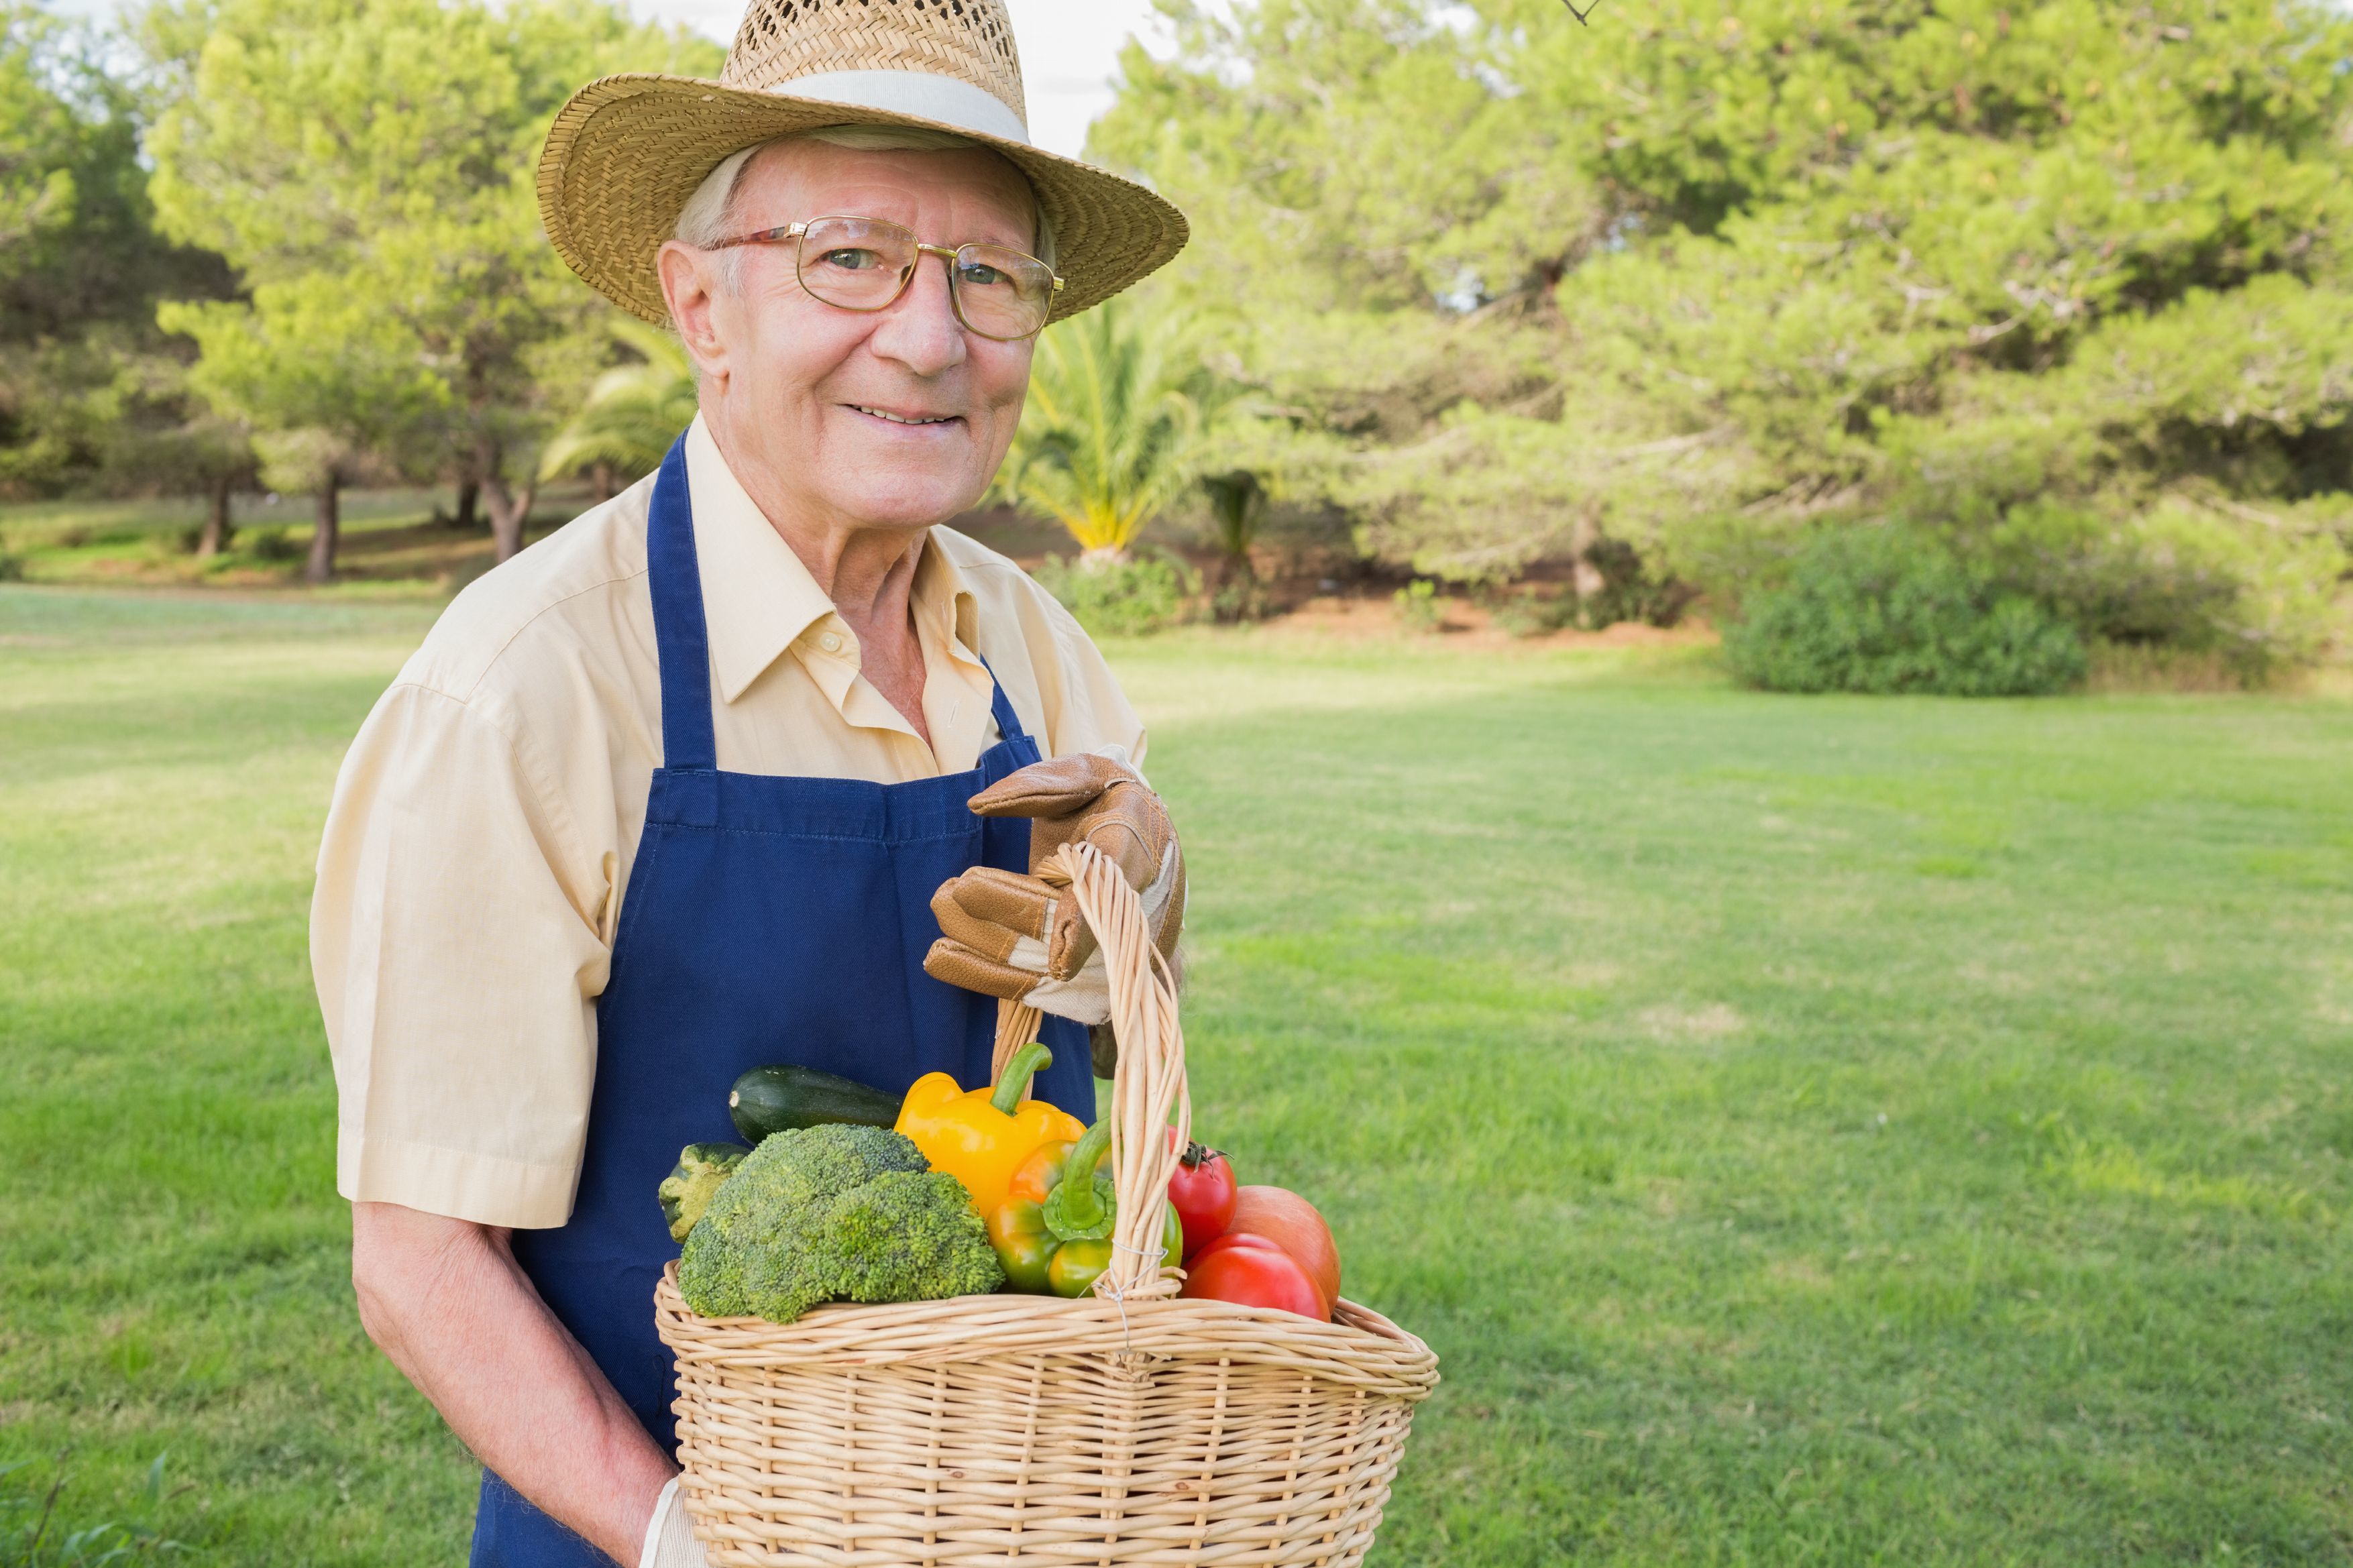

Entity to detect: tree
[144,0,718,571]
[0,5,74,259]
[160,277,437,581]
[1201,469,1265,581]
[538,317,696,497]
[255,427,360,584]
[0,1,234,498]
[1093,0,2353,659]
[995,298,1227,559]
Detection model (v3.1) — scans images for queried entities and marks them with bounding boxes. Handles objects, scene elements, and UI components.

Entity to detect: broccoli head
[675,1123,1000,1323]
[818,1170,1006,1304]
[658,1141,751,1242]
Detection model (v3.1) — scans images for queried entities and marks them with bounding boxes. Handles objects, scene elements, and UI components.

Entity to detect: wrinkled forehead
[733,138,1040,247]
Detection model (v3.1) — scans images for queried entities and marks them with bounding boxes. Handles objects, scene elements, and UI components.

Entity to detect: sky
[44,0,1173,160]
[634,0,1169,158]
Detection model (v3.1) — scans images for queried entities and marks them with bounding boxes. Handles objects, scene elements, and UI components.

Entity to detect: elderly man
[310,5,1189,1565]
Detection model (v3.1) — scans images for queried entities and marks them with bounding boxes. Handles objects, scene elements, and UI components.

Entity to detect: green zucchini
[728,1064,902,1143]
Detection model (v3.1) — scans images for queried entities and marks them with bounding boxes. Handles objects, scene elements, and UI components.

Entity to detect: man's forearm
[352,1201,675,1565]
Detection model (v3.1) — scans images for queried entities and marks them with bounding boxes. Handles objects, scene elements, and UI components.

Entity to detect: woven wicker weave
[537,0,1186,329]
[656,844,1439,1567]
[722,0,1026,123]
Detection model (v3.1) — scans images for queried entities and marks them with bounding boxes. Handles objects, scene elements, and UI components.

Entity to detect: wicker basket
[655,843,1439,1567]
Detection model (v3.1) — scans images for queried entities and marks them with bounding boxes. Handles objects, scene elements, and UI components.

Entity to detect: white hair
[673,125,1056,294]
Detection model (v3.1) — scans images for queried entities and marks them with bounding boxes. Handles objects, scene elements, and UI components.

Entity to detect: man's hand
[351,1202,686,1566]
[925,752,1185,1027]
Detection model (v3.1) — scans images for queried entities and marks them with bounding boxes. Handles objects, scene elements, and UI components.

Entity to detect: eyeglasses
[704,215,1064,342]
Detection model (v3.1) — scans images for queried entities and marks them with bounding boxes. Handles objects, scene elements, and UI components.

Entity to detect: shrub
[1033,552,1197,637]
[1392,578,1445,632]
[243,526,298,563]
[0,553,23,583]
[1724,527,2087,696]
[1582,535,1698,629]
[1983,498,2348,677]
[1210,575,1272,624]
[1487,587,1578,638]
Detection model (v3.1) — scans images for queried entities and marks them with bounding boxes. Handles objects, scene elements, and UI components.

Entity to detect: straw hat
[537,0,1189,328]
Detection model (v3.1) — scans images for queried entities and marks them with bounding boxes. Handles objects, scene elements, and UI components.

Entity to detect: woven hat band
[779,69,1029,146]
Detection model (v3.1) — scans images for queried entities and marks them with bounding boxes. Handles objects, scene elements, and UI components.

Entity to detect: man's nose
[867,254,969,377]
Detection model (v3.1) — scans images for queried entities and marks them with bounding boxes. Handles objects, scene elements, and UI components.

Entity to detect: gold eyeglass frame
[704,215,1066,342]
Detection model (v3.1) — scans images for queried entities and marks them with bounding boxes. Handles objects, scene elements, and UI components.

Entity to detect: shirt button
[818,632,843,654]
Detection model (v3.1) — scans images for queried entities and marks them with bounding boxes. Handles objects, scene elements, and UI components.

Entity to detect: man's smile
[846,403,961,427]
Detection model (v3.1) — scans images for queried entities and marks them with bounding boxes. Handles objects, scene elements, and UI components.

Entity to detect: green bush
[1392,578,1445,632]
[243,526,297,563]
[1983,498,2348,675]
[1487,587,1578,638]
[1209,574,1272,624]
[1582,535,1697,629]
[1725,528,2087,697]
[1033,551,1197,637]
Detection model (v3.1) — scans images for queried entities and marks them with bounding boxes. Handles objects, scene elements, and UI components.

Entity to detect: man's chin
[822,478,985,533]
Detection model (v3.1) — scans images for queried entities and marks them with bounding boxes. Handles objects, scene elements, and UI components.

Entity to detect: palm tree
[997,298,1221,560]
[539,319,697,494]
[1201,469,1266,579]
[1200,468,1270,621]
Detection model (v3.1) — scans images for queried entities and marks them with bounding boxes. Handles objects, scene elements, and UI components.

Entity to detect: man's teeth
[854,406,952,425]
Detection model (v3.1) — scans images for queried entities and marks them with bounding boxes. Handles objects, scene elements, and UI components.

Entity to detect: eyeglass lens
[796,217,1054,340]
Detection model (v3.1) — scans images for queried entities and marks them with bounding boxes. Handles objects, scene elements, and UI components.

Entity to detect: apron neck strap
[977,653,1031,748]
[651,431,1040,773]
[647,435,718,772]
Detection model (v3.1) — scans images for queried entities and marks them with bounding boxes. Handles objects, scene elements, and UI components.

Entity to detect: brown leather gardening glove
[924,752,1185,1032]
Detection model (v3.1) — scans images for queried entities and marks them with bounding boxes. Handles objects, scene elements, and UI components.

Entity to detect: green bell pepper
[985,1119,1182,1297]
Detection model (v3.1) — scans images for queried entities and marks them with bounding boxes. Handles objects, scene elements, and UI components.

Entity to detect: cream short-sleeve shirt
[311,416,1144,1229]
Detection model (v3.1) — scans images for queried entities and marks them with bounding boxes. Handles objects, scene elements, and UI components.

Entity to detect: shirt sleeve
[311,681,612,1229]
[1034,592,1150,770]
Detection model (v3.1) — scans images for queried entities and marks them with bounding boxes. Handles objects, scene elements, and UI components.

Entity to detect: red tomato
[1163,1132,1238,1259]
[1229,1186,1342,1309]
[1179,1233,1329,1320]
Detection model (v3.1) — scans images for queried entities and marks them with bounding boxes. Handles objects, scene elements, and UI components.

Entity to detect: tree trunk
[196,474,235,558]
[453,478,480,530]
[484,475,537,564]
[590,461,615,505]
[305,478,339,585]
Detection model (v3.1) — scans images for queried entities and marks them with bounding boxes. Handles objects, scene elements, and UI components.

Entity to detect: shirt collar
[683,414,985,706]
[911,531,985,672]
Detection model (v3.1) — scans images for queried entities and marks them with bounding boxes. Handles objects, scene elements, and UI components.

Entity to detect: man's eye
[958,263,1007,288]
[820,248,883,271]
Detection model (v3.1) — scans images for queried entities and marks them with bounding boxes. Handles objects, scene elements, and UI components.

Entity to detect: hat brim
[537,73,1189,328]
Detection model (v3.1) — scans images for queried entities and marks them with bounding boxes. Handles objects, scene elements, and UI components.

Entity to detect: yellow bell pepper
[895,1041,1087,1216]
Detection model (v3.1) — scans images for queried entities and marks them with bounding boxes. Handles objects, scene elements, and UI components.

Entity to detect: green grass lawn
[3,585,2349,1566]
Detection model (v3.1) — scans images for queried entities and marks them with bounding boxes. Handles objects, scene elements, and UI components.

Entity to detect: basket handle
[989,1000,1044,1087]
[1048,840,1189,1302]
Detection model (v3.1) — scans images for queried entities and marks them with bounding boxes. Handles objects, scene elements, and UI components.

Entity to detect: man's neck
[703,411,935,748]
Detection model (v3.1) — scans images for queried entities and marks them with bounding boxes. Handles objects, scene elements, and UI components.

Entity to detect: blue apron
[470,438,1092,1566]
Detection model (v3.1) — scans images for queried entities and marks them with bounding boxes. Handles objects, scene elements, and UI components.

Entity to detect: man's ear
[657,241,728,389]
